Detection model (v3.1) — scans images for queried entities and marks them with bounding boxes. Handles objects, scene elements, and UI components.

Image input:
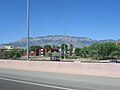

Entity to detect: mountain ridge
[1,35,120,48]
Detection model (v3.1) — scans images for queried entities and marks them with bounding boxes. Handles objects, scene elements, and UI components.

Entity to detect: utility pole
[64,16,67,60]
[27,0,30,61]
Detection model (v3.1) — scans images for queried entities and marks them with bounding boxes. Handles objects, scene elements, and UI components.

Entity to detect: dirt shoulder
[0,59,120,78]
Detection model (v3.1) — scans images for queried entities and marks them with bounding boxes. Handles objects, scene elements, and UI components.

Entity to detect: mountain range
[1,35,120,48]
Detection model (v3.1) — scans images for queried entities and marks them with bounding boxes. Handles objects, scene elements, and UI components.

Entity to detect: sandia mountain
[2,35,120,48]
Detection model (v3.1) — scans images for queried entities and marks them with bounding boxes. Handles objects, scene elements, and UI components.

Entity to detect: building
[0,45,22,52]
[24,48,59,57]
[116,43,120,46]
[36,48,59,56]
[5,46,14,50]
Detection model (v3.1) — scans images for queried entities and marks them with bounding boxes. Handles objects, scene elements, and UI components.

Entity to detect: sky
[0,0,120,43]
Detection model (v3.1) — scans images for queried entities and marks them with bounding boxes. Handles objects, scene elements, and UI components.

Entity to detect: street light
[64,16,67,60]
[27,0,30,61]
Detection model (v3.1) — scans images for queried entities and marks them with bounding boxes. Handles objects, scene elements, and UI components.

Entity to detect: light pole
[27,0,30,61]
[59,48,61,61]
[64,16,67,60]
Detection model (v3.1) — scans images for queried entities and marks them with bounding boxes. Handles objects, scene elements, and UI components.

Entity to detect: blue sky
[0,0,120,43]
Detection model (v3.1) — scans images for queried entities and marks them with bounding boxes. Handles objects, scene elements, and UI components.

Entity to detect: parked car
[109,60,120,63]
[50,56,60,61]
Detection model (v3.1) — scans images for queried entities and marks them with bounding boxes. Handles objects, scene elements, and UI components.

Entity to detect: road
[0,68,120,90]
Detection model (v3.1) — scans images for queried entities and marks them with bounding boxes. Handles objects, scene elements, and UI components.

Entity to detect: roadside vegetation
[0,49,24,59]
[75,42,120,60]
[0,42,120,60]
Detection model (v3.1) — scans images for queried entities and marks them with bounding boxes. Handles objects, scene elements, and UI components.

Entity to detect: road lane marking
[0,77,76,90]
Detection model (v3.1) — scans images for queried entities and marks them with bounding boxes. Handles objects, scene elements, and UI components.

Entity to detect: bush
[0,51,9,59]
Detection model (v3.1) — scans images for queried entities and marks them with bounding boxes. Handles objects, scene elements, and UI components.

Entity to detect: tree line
[1,42,120,60]
[0,44,73,59]
[0,49,24,59]
[75,42,120,60]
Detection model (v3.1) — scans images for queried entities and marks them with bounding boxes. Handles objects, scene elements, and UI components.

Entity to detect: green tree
[45,51,52,57]
[29,46,42,52]
[80,47,89,58]
[75,48,80,56]
[0,51,9,59]
[74,42,120,60]
[52,51,60,57]
[69,44,73,56]
[20,49,25,56]
[60,44,68,50]
[44,45,52,49]
[60,44,68,58]
[109,51,120,59]
[9,49,21,59]
[87,42,119,60]
[53,45,60,49]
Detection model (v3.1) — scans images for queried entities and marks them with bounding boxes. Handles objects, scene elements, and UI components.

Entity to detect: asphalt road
[0,68,120,90]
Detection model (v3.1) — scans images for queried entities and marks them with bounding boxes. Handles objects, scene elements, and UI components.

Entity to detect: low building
[116,43,120,46]
[24,48,59,57]
[0,45,22,52]
[5,46,14,50]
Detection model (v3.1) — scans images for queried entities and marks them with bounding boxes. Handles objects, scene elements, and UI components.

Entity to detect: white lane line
[0,77,76,90]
